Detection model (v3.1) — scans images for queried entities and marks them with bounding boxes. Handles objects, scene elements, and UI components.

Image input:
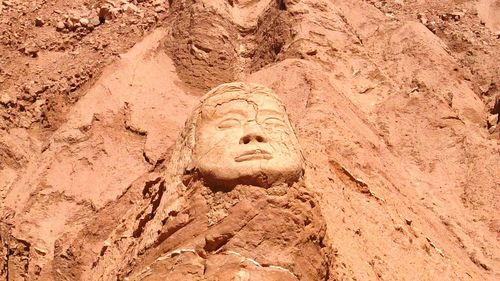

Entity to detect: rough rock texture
[1,0,499,280]
[68,181,331,281]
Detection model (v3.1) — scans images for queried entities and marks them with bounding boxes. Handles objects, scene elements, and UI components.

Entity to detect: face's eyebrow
[212,108,247,119]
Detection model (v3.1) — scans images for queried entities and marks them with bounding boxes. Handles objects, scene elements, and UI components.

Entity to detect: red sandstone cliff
[1,0,499,280]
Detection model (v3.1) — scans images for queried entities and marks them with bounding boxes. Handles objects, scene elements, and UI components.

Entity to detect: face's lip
[234,149,273,162]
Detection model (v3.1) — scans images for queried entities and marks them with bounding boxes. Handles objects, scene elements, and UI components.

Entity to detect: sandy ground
[1,0,499,280]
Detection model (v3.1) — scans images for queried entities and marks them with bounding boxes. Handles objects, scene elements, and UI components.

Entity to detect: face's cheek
[265,129,292,150]
[264,129,302,166]
[195,122,242,162]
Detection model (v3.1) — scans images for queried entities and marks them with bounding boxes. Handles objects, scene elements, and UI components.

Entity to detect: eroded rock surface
[1,0,499,280]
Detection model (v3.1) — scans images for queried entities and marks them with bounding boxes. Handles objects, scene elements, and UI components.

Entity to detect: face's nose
[239,122,268,144]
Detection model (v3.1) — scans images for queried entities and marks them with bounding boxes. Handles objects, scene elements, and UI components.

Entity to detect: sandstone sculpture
[187,82,305,188]
[66,82,331,281]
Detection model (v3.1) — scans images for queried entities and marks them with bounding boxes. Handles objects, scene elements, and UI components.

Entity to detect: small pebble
[79,18,89,27]
[56,21,65,31]
[35,17,44,27]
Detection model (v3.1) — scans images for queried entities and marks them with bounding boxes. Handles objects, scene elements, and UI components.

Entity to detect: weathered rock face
[1,0,499,280]
[54,179,331,281]
[125,182,330,281]
[163,0,294,89]
[0,225,31,280]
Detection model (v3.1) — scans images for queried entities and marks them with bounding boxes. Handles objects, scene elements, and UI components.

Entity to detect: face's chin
[194,154,303,189]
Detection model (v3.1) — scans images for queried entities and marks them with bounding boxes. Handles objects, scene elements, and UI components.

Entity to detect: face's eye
[262,117,287,128]
[218,118,241,129]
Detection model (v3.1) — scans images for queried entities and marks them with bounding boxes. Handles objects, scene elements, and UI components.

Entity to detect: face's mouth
[234,149,273,162]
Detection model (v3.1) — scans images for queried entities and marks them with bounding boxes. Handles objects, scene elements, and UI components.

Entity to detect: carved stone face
[192,89,303,188]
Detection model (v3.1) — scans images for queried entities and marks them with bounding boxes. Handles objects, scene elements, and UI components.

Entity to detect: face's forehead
[200,92,286,120]
[250,94,284,113]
